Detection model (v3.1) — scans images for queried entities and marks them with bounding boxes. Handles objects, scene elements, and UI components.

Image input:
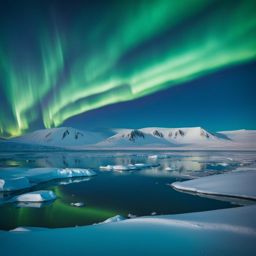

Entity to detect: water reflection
[0,151,255,230]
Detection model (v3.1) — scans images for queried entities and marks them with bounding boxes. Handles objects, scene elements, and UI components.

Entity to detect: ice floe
[0,167,96,192]
[148,154,170,159]
[12,190,56,202]
[99,163,159,172]
[70,202,85,207]
[171,170,256,200]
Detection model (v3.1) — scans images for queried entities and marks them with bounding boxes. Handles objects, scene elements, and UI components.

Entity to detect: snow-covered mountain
[4,126,256,150]
[11,127,104,147]
[96,127,227,148]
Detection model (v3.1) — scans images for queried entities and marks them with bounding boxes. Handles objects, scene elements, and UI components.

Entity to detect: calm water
[0,151,255,230]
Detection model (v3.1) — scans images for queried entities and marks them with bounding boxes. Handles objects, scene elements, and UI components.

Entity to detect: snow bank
[1,205,256,255]
[172,170,256,200]
[13,190,56,202]
[0,177,31,192]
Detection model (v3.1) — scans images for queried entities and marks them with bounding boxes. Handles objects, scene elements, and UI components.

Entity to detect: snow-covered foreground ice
[0,168,96,191]
[1,205,255,255]
[172,170,256,200]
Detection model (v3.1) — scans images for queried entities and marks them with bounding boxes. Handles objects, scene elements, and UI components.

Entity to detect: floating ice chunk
[112,165,139,171]
[70,202,85,207]
[148,155,158,159]
[100,164,143,171]
[164,167,174,171]
[127,164,140,170]
[102,215,126,224]
[148,154,170,159]
[13,190,56,202]
[112,165,130,171]
[219,163,229,167]
[151,212,157,216]
[58,168,96,178]
[25,168,96,184]
[134,163,157,168]
[99,165,113,171]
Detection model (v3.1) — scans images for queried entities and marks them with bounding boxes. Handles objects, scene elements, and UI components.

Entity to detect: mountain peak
[5,126,256,150]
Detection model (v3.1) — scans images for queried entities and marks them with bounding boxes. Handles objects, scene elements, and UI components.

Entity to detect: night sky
[0,0,255,137]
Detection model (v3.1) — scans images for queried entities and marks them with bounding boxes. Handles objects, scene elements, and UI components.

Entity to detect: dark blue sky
[64,61,256,132]
[0,0,256,136]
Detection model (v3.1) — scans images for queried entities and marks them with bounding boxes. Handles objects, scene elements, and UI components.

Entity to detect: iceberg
[0,167,96,191]
[148,154,170,159]
[13,190,56,202]
[70,202,85,207]
[26,168,96,183]
[99,165,113,171]
[99,163,158,172]
[100,164,141,171]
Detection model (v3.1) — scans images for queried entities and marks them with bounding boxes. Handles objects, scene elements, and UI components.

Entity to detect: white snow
[1,205,256,255]
[11,127,104,147]
[70,202,85,207]
[99,165,113,171]
[13,190,56,202]
[95,127,231,149]
[148,154,170,159]
[99,163,158,172]
[4,126,256,150]
[172,170,256,200]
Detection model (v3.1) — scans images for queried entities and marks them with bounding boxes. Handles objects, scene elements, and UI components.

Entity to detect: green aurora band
[0,0,256,136]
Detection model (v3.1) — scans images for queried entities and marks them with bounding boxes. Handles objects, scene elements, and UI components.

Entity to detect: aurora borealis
[0,0,256,137]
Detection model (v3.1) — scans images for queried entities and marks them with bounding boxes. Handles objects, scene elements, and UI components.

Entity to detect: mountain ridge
[3,126,255,150]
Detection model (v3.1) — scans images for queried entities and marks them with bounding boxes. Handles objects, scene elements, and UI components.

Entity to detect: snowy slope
[11,127,104,147]
[96,127,228,148]
[96,128,173,147]
[5,127,256,150]
[219,130,256,147]
[1,205,256,255]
